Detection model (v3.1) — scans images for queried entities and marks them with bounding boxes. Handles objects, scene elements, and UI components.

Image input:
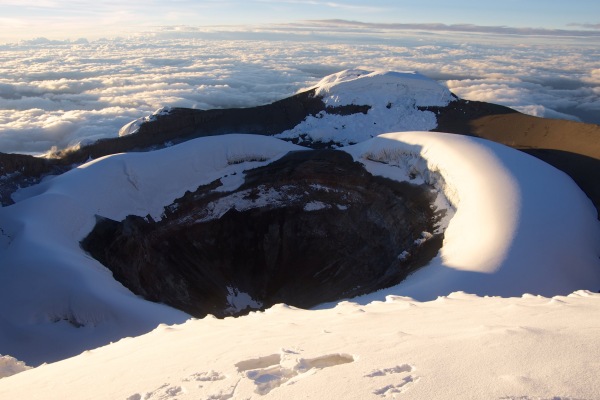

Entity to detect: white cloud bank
[0,23,598,154]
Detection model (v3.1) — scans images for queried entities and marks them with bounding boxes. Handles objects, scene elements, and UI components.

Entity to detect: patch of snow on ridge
[188,186,336,224]
[225,287,263,315]
[313,70,454,108]
[304,201,329,211]
[277,70,455,145]
[118,106,173,136]
[192,185,303,223]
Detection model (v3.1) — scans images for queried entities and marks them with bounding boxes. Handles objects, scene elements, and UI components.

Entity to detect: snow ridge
[118,106,173,137]
[343,131,600,302]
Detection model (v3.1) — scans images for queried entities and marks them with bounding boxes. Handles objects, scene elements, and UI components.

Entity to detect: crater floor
[82,149,444,317]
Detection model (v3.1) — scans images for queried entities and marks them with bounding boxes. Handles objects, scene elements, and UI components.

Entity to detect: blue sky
[1,0,599,41]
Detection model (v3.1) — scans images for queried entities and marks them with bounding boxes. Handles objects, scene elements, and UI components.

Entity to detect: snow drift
[2,291,600,399]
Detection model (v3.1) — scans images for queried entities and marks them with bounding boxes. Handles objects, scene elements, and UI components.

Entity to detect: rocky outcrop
[81,150,444,317]
[54,89,371,165]
[0,153,63,206]
[2,91,599,216]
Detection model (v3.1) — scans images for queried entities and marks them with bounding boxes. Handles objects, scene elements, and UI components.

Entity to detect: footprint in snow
[183,370,227,383]
[235,351,355,395]
[127,371,230,400]
[365,364,419,398]
[127,383,185,400]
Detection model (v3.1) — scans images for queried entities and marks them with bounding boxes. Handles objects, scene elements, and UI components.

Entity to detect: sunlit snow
[1,70,599,399]
[277,69,453,145]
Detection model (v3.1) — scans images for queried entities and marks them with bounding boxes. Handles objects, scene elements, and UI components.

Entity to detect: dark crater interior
[81,149,445,318]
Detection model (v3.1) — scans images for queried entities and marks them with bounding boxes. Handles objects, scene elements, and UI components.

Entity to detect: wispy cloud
[306,19,600,37]
[256,0,383,12]
[567,23,600,30]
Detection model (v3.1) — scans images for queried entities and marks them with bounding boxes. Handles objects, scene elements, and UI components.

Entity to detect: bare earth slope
[428,99,600,216]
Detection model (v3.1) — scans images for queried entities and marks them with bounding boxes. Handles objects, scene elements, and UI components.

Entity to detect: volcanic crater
[82,149,445,317]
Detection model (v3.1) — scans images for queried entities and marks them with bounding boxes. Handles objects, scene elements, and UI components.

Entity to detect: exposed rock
[425,99,600,217]
[2,92,599,217]
[82,150,444,317]
[55,89,328,165]
[0,153,62,206]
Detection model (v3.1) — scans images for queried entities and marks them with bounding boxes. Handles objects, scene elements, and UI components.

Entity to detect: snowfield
[1,70,599,398]
[2,291,600,399]
[344,132,600,302]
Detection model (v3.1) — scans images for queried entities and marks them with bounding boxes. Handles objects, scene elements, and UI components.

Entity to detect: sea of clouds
[1,21,599,155]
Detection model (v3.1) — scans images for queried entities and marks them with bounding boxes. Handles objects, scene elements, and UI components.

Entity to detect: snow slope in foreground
[1,291,599,399]
[1,131,599,368]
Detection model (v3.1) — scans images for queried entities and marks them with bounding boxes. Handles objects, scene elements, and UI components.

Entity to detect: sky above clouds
[0,2,599,154]
[1,22,599,154]
[1,0,600,41]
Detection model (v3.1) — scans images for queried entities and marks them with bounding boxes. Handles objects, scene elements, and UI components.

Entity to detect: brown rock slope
[425,99,600,218]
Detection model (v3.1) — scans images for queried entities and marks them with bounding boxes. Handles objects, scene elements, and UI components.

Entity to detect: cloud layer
[1,23,599,154]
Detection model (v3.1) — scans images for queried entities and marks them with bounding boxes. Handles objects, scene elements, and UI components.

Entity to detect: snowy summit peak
[312,69,454,108]
[118,106,173,137]
[277,70,455,145]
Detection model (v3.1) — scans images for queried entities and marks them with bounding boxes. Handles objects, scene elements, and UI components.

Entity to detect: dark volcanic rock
[82,150,444,317]
[0,89,367,204]
[54,89,370,166]
[4,92,600,217]
[0,153,62,206]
